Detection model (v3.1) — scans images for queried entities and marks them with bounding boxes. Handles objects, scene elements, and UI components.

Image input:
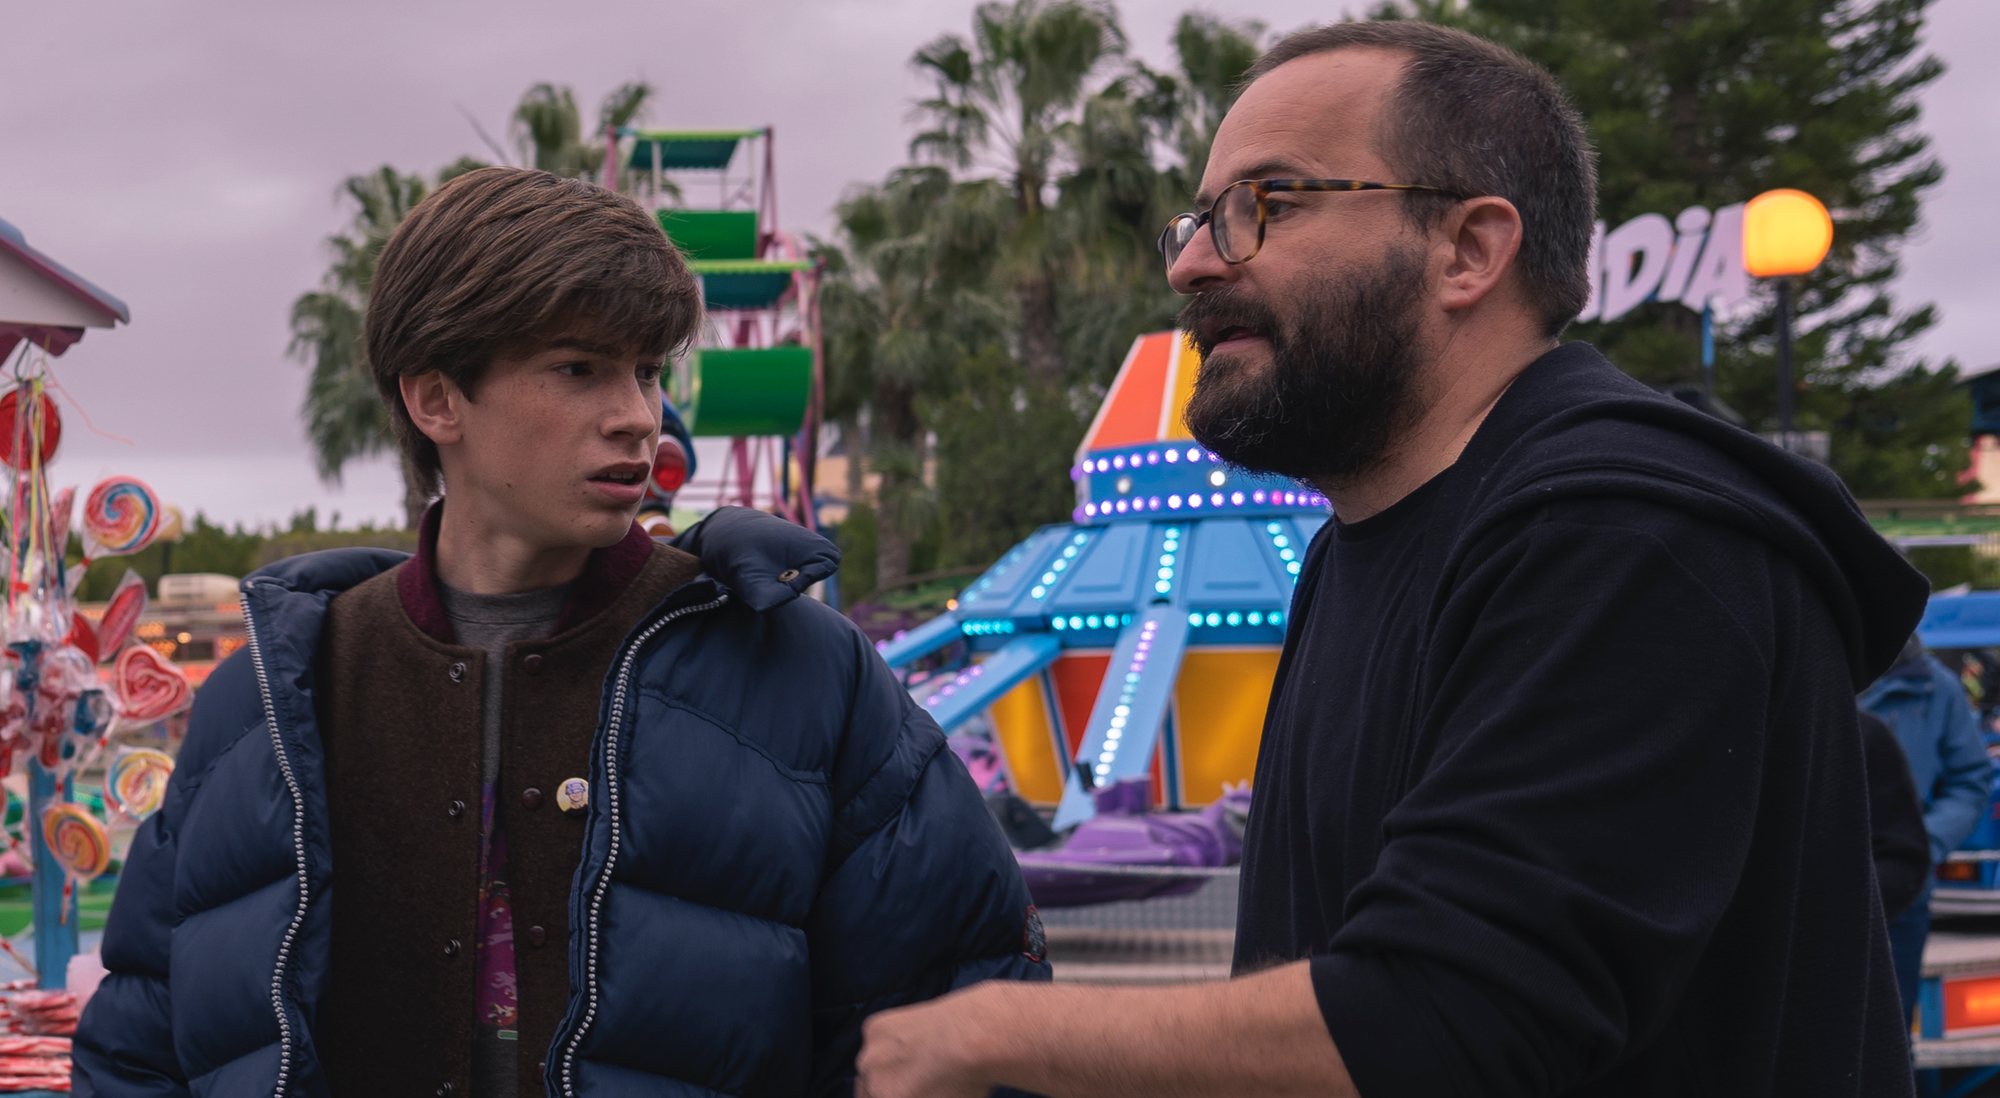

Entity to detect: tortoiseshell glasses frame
[1158,178,1465,274]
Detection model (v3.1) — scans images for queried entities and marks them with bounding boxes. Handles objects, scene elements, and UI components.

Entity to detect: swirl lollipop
[113,645,192,723]
[104,748,173,821]
[40,802,109,924]
[82,477,162,561]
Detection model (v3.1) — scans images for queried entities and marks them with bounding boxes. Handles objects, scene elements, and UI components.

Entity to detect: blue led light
[1053,617,1068,630]
[1205,613,1221,627]
[1068,616,1084,630]
[1087,615,1102,629]
[1248,612,1264,626]
[1271,611,1285,626]
[1188,612,1203,626]
[1156,581,1172,594]
[1287,561,1302,576]
[1226,612,1242,626]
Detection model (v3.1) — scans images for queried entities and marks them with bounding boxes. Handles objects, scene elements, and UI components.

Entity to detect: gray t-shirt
[439,580,566,1098]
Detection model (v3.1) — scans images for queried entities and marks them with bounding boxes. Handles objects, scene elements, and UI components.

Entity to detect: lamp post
[1742,188,1834,452]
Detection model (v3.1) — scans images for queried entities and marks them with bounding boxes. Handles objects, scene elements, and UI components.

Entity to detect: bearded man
[855,18,1928,1098]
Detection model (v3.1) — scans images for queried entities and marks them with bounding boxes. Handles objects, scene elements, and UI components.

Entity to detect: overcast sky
[6,0,1997,530]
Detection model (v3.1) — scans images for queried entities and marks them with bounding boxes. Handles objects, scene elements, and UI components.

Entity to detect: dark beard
[1178,247,1429,483]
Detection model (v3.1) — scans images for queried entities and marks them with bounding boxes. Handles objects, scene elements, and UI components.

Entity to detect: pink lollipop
[82,477,161,558]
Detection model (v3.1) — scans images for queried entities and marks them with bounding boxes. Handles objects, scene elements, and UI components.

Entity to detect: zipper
[240,579,310,1098]
[558,592,728,1097]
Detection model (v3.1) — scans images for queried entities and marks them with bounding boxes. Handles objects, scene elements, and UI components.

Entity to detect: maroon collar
[396,501,659,643]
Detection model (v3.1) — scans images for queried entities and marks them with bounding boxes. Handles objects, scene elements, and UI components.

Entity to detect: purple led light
[1207,451,1220,463]
[1115,500,1130,514]
[1166,449,1181,464]
[1148,496,1162,510]
[1084,503,1098,517]
[1113,455,1128,470]
[1146,451,1160,465]
[1253,490,1268,504]
[1231,491,1245,506]
[1168,495,1182,509]
[1211,492,1224,507]
[1188,495,1203,509]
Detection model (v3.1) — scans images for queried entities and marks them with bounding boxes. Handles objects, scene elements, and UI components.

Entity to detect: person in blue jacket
[1862,634,1995,1022]
[72,166,1048,1097]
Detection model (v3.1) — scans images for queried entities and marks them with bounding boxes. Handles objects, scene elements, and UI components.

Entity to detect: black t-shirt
[1232,343,1925,1098]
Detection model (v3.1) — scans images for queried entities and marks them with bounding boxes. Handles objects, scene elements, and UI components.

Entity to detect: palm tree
[290,159,482,527]
[909,0,1127,388]
[1145,13,1265,194]
[512,81,672,198]
[1052,13,1264,383]
[820,167,1010,592]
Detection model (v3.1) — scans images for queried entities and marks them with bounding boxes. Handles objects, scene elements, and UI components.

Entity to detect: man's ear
[399,371,465,447]
[1435,195,1525,315]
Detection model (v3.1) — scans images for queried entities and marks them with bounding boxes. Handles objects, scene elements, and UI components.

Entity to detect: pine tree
[1391,0,1963,496]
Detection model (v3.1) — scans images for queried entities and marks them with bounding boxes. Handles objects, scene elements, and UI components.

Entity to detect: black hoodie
[1234,343,1927,1097]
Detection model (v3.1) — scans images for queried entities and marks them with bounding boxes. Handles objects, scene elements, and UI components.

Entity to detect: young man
[74,167,1047,1097]
[857,20,1926,1098]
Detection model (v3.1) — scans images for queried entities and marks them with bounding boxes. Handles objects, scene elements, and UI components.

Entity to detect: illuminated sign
[1578,203,1751,325]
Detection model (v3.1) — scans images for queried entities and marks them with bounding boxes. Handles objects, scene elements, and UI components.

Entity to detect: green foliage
[927,350,1092,568]
[829,502,879,608]
[1907,544,2000,592]
[70,510,418,603]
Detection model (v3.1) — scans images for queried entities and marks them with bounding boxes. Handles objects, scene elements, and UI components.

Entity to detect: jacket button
[447,799,466,819]
[527,925,547,947]
[778,568,801,584]
[521,787,545,809]
[447,661,466,683]
[522,653,544,674]
[443,938,462,959]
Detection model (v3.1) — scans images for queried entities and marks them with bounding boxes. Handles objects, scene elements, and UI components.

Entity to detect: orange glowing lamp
[1742,189,1833,279]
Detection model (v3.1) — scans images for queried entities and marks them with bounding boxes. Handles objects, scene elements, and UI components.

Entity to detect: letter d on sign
[1598,213,1676,323]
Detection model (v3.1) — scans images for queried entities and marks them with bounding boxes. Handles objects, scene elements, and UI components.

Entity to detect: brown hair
[364,166,703,492]
[1245,20,1598,337]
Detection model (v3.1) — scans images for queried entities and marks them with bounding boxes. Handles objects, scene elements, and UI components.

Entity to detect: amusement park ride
[879,331,1326,836]
[607,127,822,532]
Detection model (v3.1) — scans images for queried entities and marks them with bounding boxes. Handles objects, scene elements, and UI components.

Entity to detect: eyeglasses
[1158,178,1464,275]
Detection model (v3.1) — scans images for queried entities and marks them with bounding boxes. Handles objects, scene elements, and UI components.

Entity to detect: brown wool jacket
[315,515,700,1094]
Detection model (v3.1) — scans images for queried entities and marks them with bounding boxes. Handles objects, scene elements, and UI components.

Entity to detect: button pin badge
[557,777,589,813]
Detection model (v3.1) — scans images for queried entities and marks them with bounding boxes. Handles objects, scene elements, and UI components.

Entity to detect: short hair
[364,166,703,493]
[1245,20,1598,337]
